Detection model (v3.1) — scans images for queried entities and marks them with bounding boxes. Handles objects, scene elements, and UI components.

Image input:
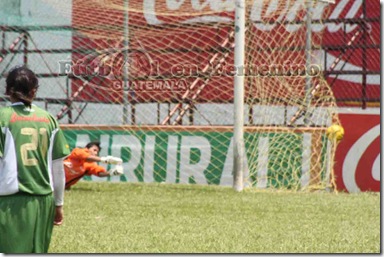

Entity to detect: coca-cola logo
[143,0,362,33]
[342,124,380,193]
[142,0,379,87]
[335,113,380,193]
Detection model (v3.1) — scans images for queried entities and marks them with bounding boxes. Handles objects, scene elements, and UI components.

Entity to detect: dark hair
[85,142,101,151]
[5,66,39,108]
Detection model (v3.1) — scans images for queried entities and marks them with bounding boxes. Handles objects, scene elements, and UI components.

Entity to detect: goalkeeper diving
[64,142,123,189]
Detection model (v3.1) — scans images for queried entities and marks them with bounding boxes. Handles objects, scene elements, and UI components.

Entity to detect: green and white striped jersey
[0,103,70,196]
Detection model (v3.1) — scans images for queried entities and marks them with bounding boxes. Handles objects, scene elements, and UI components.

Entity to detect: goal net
[0,0,340,191]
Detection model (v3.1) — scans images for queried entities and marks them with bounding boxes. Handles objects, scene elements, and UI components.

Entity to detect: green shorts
[0,193,55,253]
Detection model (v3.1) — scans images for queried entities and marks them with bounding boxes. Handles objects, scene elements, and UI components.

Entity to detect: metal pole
[66,76,72,124]
[23,32,28,65]
[304,0,313,125]
[123,0,130,124]
[233,0,245,192]
[362,0,367,109]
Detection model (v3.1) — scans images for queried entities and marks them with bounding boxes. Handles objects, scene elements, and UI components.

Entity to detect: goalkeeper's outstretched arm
[96,164,124,177]
[86,155,122,165]
[81,141,122,164]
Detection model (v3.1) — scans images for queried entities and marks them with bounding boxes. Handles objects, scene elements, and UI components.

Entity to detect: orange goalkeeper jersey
[64,148,106,188]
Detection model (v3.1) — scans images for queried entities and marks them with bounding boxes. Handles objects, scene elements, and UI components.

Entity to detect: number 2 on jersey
[20,127,48,166]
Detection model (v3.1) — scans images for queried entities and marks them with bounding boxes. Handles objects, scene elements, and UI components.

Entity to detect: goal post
[232,0,338,191]
[233,0,246,192]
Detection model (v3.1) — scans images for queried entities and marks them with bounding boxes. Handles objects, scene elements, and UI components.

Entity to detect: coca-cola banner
[334,108,380,192]
[71,0,380,104]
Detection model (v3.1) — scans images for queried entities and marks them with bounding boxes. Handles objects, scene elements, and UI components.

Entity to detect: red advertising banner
[322,0,380,106]
[71,0,380,104]
[334,110,380,192]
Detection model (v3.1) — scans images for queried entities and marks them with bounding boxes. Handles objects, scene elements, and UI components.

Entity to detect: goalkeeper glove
[108,164,124,176]
[100,156,123,165]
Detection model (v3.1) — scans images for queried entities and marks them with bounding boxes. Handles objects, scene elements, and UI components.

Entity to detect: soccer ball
[326,124,344,141]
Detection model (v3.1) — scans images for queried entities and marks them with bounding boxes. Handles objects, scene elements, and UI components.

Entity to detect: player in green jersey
[0,66,70,253]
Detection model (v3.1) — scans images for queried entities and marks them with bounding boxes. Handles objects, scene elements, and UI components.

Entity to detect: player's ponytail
[5,66,39,108]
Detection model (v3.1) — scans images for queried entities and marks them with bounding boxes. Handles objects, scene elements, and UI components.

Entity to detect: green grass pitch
[50,181,380,253]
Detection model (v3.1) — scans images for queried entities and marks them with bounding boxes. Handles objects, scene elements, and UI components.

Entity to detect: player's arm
[84,162,124,177]
[103,164,124,176]
[97,170,112,177]
[52,157,65,225]
[0,120,5,158]
[50,120,71,226]
[85,155,104,163]
[84,155,120,164]
[98,155,122,165]
[72,148,122,164]
[0,126,5,173]
[0,131,4,158]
